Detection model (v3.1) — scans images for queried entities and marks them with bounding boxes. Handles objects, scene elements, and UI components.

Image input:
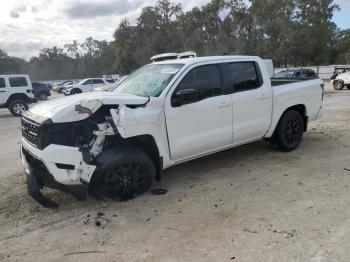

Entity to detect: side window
[83,80,93,85]
[0,78,5,88]
[93,79,104,84]
[294,71,302,78]
[229,62,260,92]
[177,64,222,99]
[9,77,28,87]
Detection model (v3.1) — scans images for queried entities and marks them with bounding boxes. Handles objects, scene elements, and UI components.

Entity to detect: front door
[165,64,233,161]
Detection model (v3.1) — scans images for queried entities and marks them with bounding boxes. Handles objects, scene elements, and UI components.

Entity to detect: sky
[0,0,349,60]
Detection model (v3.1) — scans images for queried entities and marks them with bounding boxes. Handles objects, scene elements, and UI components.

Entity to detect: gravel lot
[0,83,350,262]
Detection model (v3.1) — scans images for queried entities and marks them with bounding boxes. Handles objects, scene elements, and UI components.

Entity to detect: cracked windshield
[115,64,184,97]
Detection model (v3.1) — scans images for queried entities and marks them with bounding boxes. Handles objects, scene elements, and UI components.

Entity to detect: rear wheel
[92,147,155,201]
[273,110,304,152]
[8,100,28,116]
[334,81,344,90]
[38,92,48,100]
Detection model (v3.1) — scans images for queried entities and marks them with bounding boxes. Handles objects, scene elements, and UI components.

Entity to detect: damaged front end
[21,95,150,208]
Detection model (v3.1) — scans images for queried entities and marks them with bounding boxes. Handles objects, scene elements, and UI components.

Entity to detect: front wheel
[70,89,82,95]
[273,110,304,152]
[334,81,344,90]
[8,100,28,116]
[92,147,155,201]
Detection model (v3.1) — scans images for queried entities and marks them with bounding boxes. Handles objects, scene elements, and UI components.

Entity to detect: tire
[38,93,48,100]
[273,110,304,152]
[92,146,155,201]
[334,81,344,90]
[8,100,28,116]
[70,89,82,95]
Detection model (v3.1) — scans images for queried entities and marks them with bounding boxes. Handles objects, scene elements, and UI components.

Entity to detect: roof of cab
[0,74,30,77]
[152,55,261,65]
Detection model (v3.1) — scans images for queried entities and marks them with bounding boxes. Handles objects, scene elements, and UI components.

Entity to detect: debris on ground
[344,168,350,172]
[242,227,259,234]
[151,189,168,195]
[83,212,111,229]
[64,250,106,256]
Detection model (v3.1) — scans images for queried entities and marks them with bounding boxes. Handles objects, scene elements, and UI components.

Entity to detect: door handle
[218,101,231,108]
[258,94,269,100]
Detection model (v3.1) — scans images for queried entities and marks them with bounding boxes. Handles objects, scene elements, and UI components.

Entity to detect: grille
[22,118,41,147]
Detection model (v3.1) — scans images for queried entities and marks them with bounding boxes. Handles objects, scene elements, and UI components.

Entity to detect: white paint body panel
[0,75,34,105]
[336,72,350,85]
[21,56,324,186]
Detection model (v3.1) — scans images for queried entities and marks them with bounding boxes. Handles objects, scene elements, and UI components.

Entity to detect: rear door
[8,76,31,97]
[0,77,8,104]
[165,63,233,160]
[228,61,272,143]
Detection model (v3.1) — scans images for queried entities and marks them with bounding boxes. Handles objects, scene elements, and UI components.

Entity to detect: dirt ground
[0,83,350,262]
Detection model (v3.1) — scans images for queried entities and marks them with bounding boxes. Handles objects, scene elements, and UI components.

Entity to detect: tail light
[321,83,325,101]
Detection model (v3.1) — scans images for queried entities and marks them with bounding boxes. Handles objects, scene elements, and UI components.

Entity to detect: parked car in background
[102,74,120,83]
[0,75,36,116]
[93,75,129,92]
[52,80,73,93]
[20,56,324,207]
[330,66,350,80]
[273,68,318,79]
[62,78,115,95]
[333,71,350,90]
[31,82,52,100]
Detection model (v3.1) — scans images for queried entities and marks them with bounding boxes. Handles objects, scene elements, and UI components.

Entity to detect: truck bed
[270,78,316,86]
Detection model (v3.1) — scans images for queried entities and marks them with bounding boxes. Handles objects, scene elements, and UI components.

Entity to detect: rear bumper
[28,97,37,104]
[20,139,96,208]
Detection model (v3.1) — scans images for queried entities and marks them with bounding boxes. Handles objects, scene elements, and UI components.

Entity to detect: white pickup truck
[20,56,324,208]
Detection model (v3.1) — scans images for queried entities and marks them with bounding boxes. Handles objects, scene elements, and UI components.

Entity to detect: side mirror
[172,89,200,107]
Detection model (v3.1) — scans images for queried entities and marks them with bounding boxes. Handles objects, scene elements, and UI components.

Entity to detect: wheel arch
[71,88,82,94]
[100,134,163,182]
[267,104,308,138]
[5,94,30,107]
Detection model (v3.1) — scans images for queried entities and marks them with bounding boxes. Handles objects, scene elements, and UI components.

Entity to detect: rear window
[9,77,28,87]
[0,78,5,88]
[229,62,260,92]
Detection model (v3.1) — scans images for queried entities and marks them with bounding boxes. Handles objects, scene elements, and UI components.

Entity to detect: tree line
[1,0,350,80]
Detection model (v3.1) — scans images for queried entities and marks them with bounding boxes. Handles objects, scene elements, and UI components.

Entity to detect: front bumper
[21,139,96,208]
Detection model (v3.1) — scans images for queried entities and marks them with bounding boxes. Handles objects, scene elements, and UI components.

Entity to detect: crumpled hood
[29,92,149,123]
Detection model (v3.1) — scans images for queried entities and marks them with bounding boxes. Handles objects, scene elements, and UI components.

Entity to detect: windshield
[115,64,184,97]
[273,70,295,78]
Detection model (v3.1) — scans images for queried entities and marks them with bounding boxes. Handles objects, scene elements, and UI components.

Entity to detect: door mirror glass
[173,89,200,107]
